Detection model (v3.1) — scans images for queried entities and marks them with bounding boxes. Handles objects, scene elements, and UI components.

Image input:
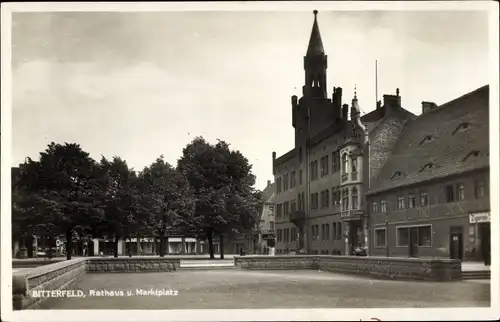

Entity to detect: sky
[11,10,490,190]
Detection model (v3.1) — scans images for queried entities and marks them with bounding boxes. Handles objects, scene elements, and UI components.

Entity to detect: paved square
[37,270,490,309]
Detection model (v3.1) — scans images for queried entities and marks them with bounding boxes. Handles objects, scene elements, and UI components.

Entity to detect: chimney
[376,100,382,110]
[267,180,271,187]
[272,151,276,175]
[292,95,298,127]
[421,101,438,114]
[342,103,349,121]
[382,88,402,115]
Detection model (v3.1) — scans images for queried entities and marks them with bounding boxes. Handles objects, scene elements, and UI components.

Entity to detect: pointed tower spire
[303,10,328,99]
[306,10,325,56]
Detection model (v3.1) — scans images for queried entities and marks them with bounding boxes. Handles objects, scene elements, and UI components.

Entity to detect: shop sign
[469,212,490,223]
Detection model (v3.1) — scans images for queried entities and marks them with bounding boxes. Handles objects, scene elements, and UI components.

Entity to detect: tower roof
[306,10,325,56]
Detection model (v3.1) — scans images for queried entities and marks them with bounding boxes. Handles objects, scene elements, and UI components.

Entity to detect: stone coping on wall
[12,257,182,310]
[234,255,462,282]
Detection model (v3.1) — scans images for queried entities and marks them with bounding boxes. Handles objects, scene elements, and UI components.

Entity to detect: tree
[98,156,139,257]
[13,143,106,260]
[138,156,195,257]
[177,137,260,259]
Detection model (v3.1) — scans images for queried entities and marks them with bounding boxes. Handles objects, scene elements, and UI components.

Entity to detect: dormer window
[453,122,472,135]
[463,150,482,161]
[420,163,435,172]
[419,135,434,145]
[391,171,403,179]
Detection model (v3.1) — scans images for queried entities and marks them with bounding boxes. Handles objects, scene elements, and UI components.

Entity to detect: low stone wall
[234,255,316,270]
[13,257,181,310]
[13,258,87,310]
[12,258,66,268]
[87,257,180,272]
[234,255,462,282]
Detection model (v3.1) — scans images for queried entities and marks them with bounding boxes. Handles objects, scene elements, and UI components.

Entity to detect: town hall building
[272,11,415,255]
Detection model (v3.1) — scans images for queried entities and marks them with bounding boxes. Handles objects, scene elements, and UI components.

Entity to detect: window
[397,227,409,246]
[310,160,318,181]
[352,158,358,173]
[299,147,303,164]
[445,185,455,202]
[453,122,471,135]
[270,221,275,230]
[380,200,387,213]
[284,229,288,242]
[457,184,465,201]
[420,163,435,172]
[391,171,403,179]
[321,224,325,240]
[419,135,434,145]
[276,204,282,219]
[277,229,282,242]
[408,195,416,208]
[290,199,297,213]
[417,226,432,246]
[276,177,282,193]
[301,192,305,210]
[475,180,486,198]
[283,202,290,217]
[311,193,319,210]
[341,189,349,211]
[311,226,315,241]
[321,189,330,208]
[351,187,358,210]
[320,155,329,177]
[332,223,337,240]
[420,192,428,206]
[397,196,405,210]
[374,229,386,247]
[464,150,482,161]
[342,153,349,174]
[332,151,340,172]
[372,201,379,213]
[290,171,296,188]
[283,174,289,191]
[337,222,342,240]
[299,170,303,185]
[397,226,432,247]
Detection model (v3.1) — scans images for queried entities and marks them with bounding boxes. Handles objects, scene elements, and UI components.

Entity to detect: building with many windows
[367,85,490,262]
[272,11,415,255]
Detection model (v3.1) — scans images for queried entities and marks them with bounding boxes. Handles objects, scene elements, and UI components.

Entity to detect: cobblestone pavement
[38,270,490,309]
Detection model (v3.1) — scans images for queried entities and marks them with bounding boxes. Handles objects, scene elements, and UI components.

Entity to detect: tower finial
[313,10,318,16]
[354,84,357,100]
[306,10,324,56]
[396,88,400,96]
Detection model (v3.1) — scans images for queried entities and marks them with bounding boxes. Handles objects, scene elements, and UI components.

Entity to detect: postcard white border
[1,1,499,321]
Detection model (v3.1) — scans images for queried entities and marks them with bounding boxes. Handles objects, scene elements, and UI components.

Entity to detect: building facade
[367,85,490,262]
[254,180,276,254]
[272,11,414,255]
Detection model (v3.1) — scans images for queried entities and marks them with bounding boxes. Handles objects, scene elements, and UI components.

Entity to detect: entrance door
[408,227,419,258]
[479,223,491,265]
[449,229,463,260]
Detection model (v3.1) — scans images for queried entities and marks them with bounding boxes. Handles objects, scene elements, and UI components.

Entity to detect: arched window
[351,187,358,210]
[342,153,349,174]
[341,189,349,211]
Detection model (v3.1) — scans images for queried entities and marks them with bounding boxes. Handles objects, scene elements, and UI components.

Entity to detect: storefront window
[397,227,409,246]
[375,229,386,247]
[418,226,432,246]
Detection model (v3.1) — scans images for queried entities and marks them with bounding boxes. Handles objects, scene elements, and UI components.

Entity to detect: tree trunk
[159,233,165,257]
[165,236,170,255]
[66,229,73,260]
[27,235,34,258]
[127,236,132,257]
[47,235,53,259]
[113,236,119,258]
[153,236,157,255]
[207,229,215,259]
[220,234,225,259]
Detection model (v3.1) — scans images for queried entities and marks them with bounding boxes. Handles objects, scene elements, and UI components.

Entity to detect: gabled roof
[261,182,276,203]
[368,85,490,195]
